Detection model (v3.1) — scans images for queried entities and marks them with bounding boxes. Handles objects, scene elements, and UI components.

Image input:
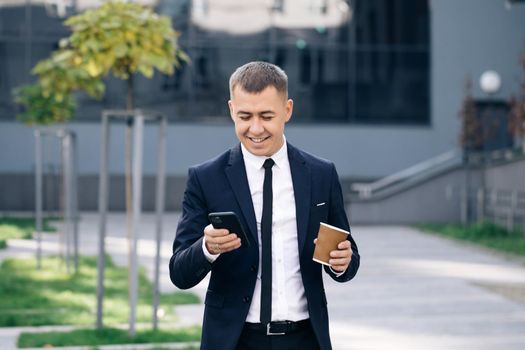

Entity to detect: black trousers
[235,320,321,350]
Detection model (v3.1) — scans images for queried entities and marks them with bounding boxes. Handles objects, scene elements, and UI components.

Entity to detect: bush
[418,221,525,256]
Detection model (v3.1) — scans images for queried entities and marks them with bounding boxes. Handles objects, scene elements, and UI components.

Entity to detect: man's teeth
[250,137,267,143]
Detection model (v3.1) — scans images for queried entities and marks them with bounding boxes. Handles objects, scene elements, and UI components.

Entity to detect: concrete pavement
[1,213,525,349]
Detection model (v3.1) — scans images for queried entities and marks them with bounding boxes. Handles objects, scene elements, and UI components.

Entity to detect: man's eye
[261,115,273,120]
[239,115,250,120]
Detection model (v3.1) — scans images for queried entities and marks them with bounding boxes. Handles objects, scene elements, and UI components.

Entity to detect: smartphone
[208,211,250,248]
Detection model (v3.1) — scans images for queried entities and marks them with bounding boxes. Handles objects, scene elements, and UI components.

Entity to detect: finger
[204,228,230,237]
[313,238,318,245]
[214,233,239,245]
[205,227,230,238]
[330,248,351,259]
[337,240,351,250]
[219,238,242,252]
[329,256,350,265]
[329,257,350,269]
[330,262,349,272]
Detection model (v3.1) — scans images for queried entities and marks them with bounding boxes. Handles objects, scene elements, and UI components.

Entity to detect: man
[169,61,359,350]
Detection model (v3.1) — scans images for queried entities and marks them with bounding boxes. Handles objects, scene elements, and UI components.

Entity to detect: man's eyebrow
[260,110,275,115]
[236,110,251,115]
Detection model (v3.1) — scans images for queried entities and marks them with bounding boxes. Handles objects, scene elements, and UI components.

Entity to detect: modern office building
[0,0,524,211]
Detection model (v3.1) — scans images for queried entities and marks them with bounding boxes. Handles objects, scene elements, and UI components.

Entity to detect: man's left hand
[327,240,352,273]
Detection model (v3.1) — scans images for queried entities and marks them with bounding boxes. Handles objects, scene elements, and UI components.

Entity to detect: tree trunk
[125,74,136,336]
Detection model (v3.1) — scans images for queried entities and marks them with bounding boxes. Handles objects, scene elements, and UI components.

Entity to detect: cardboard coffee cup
[313,222,349,266]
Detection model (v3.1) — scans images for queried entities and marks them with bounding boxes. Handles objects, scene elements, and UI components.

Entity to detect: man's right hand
[204,224,242,255]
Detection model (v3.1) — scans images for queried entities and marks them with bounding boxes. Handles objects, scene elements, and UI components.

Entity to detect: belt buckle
[266,322,286,336]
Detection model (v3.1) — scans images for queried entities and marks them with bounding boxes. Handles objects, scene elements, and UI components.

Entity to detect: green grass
[17,327,201,348]
[0,217,56,248]
[0,255,200,327]
[418,221,525,257]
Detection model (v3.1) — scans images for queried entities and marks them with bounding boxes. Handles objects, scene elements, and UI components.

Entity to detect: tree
[509,53,525,152]
[459,78,483,155]
[14,1,188,121]
[14,0,189,334]
[61,1,189,335]
[63,0,188,110]
[14,47,105,124]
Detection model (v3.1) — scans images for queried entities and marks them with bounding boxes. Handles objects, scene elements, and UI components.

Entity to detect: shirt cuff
[202,236,220,263]
[329,266,346,277]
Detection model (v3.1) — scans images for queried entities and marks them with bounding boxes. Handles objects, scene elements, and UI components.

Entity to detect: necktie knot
[263,158,275,169]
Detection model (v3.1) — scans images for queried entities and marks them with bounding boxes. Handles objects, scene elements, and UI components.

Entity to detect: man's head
[228,61,293,157]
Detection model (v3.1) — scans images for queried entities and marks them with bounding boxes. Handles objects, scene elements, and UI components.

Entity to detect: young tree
[14,0,189,334]
[459,78,483,155]
[15,1,188,121]
[509,53,525,152]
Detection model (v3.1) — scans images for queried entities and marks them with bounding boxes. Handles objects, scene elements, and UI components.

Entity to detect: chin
[248,148,268,156]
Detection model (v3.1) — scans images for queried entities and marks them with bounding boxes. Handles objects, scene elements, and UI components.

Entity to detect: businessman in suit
[169,61,359,350]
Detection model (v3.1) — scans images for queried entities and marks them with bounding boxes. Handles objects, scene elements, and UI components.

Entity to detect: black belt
[244,319,310,336]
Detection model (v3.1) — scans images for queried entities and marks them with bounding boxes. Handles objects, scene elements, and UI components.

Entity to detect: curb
[21,341,200,350]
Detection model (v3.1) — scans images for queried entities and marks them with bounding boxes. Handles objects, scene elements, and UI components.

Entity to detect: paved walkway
[1,213,525,349]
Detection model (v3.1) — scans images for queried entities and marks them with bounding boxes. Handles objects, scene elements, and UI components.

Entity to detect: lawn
[417,221,525,257]
[0,255,200,327]
[18,327,201,348]
[0,217,56,248]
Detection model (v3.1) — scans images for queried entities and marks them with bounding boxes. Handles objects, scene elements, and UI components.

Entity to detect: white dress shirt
[241,138,309,322]
[203,137,309,322]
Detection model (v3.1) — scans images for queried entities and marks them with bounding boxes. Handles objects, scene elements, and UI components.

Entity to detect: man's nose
[249,118,264,134]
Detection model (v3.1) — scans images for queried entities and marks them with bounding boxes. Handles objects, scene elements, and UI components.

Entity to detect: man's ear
[228,100,234,122]
[285,99,293,123]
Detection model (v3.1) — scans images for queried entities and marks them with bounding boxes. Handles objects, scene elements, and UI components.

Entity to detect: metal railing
[34,127,79,273]
[352,149,463,199]
[447,186,525,231]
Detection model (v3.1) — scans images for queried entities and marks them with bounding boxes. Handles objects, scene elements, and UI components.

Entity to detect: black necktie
[261,158,275,325]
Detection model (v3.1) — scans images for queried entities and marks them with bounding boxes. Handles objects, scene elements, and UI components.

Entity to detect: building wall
[431,0,525,157]
[1,0,525,211]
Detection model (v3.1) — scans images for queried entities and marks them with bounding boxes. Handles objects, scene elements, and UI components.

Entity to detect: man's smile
[247,136,271,143]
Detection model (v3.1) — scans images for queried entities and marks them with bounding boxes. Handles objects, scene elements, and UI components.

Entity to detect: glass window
[0,0,429,125]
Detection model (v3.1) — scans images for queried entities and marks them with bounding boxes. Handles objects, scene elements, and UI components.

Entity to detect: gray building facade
[0,0,524,211]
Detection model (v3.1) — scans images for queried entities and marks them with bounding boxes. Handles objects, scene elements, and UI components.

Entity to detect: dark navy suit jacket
[169,143,360,350]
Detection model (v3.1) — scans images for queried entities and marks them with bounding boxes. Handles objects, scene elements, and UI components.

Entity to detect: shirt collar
[241,135,288,170]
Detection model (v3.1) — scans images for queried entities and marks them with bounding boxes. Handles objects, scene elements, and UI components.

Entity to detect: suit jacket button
[243,296,250,303]
[250,265,256,272]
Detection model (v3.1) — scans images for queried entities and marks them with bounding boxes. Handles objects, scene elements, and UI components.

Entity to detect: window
[0,0,430,124]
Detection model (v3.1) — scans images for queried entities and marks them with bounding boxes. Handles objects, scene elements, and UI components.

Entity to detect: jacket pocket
[204,290,225,308]
[311,202,329,225]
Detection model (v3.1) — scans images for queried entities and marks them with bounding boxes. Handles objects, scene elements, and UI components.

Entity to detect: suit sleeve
[169,167,213,289]
[324,163,360,282]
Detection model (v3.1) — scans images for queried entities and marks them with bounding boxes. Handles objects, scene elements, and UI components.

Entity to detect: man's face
[229,86,293,157]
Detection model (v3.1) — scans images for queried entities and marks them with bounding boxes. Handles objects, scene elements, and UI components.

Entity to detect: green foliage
[0,256,199,327]
[17,327,201,348]
[418,221,525,256]
[32,49,106,99]
[0,217,56,244]
[63,0,188,80]
[13,0,188,124]
[13,83,76,125]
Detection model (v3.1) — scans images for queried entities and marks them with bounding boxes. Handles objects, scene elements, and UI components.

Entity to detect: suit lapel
[225,144,258,244]
[288,143,311,256]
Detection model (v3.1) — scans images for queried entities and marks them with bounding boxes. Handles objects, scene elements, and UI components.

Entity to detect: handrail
[352,149,462,199]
